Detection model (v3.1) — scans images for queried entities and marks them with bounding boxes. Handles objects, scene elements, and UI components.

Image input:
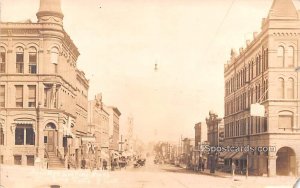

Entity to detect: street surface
[0,158,298,188]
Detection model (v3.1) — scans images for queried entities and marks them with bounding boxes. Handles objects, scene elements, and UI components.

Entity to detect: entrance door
[47,131,55,152]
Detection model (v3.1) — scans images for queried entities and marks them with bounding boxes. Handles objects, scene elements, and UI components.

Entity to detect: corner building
[224,0,300,176]
[0,0,89,168]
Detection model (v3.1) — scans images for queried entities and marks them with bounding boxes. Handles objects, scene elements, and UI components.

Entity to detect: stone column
[268,155,277,177]
[36,103,45,167]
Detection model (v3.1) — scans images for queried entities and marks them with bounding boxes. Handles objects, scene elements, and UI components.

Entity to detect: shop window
[15,125,35,145]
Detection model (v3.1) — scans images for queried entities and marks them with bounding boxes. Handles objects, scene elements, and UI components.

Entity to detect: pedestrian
[81,158,86,169]
[232,161,236,178]
[103,159,107,170]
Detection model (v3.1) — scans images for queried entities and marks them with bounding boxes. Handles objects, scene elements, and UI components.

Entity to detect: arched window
[0,47,6,73]
[278,111,293,129]
[51,47,59,73]
[287,78,294,99]
[16,47,24,73]
[28,47,37,74]
[278,78,284,99]
[277,46,284,67]
[287,46,294,67]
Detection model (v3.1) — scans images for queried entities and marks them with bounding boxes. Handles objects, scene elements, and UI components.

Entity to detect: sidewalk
[197,169,232,178]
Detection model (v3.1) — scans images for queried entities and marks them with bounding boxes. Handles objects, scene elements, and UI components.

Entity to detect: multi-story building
[206,112,223,172]
[105,106,121,153]
[0,0,89,168]
[87,93,110,167]
[224,0,300,176]
[194,122,208,169]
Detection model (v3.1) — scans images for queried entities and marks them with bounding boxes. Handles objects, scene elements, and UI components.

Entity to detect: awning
[81,136,96,142]
[122,151,132,157]
[219,151,229,158]
[14,120,35,125]
[224,152,238,159]
[111,151,120,157]
[232,152,244,160]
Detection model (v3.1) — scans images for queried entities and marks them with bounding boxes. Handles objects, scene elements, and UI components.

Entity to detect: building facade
[105,106,121,153]
[206,112,223,173]
[87,93,110,167]
[224,0,300,176]
[0,0,89,168]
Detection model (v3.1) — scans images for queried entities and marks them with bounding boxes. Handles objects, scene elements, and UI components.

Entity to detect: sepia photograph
[0,0,300,187]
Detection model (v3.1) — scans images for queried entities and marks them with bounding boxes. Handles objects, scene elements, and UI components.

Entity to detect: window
[287,46,294,68]
[287,78,294,99]
[263,117,267,132]
[51,47,59,73]
[15,85,23,107]
[29,47,37,74]
[14,155,22,165]
[0,85,4,107]
[16,47,24,73]
[27,155,34,166]
[15,125,35,145]
[0,127,4,145]
[277,46,284,67]
[278,115,293,129]
[0,47,6,73]
[28,85,36,107]
[278,78,284,99]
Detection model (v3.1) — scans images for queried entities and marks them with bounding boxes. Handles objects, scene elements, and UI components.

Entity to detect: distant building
[105,106,121,153]
[194,122,207,146]
[224,0,300,176]
[206,111,222,173]
[0,0,89,168]
[87,93,109,167]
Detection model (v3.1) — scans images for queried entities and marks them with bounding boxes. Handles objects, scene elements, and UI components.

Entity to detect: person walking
[102,159,107,170]
[232,161,236,178]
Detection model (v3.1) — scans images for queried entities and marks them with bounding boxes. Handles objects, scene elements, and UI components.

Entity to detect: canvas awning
[224,152,238,159]
[232,152,244,160]
[81,136,96,142]
[111,151,120,158]
[219,151,229,158]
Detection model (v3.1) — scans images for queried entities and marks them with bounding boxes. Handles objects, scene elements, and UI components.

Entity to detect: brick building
[224,0,300,176]
[0,0,89,168]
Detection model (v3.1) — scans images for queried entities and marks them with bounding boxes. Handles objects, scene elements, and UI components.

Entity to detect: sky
[2,0,300,143]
